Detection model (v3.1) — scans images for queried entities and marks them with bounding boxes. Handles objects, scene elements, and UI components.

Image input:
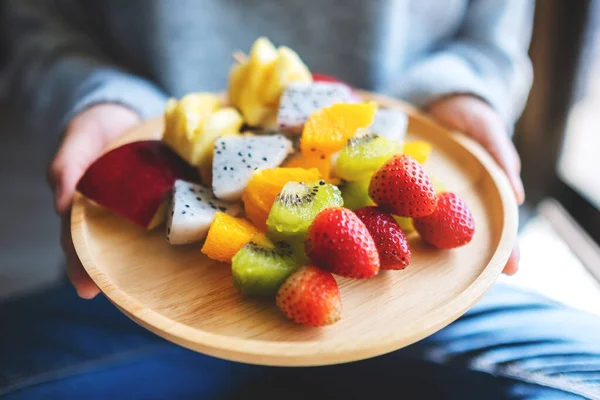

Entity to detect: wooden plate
[72,92,518,366]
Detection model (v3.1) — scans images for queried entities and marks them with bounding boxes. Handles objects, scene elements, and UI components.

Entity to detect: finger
[61,213,100,299]
[461,111,525,205]
[49,157,85,215]
[502,242,520,275]
[482,137,525,205]
[48,127,107,215]
[433,104,525,205]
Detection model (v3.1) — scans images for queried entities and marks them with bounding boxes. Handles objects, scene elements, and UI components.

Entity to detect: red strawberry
[369,154,438,218]
[413,192,475,249]
[354,206,411,270]
[77,141,198,228]
[276,265,342,327]
[305,207,380,278]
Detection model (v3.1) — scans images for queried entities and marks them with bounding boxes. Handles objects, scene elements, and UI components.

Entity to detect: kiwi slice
[339,178,374,210]
[274,233,310,265]
[266,180,343,240]
[335,132,402,181]
[394,215,415,233]
[232,236,298,296]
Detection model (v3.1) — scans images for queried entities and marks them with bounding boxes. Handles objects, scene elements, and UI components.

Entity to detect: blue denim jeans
[1,280,599,399]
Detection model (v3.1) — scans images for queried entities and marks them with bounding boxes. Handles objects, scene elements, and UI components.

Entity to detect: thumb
[48,126,107,215]
[47,104,141,215]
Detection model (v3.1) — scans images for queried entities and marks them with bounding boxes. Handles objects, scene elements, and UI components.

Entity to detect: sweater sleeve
[0,0,168,136]
[393,0,535,125]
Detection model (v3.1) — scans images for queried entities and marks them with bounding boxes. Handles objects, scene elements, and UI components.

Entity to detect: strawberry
[413,192,475,249]
[276,265,342,327]
[369,154,438,218]
[354,206,411,270]
[305,207,380,278]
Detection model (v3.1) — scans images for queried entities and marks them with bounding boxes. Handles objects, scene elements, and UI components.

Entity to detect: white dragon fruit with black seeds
[212,134,293,201]
[166,180,241,245]
[277,82,352,134]
[368,108,408,143]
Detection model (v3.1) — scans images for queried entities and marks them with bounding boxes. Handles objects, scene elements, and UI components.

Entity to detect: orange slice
[242,167,321,231]
[201,213,259,263]
[300,103,377,155]
[284,152,332,181]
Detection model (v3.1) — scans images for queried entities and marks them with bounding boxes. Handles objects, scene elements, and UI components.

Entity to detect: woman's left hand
[427,95,523,275]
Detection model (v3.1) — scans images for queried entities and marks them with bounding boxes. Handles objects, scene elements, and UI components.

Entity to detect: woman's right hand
[47,104,141,299]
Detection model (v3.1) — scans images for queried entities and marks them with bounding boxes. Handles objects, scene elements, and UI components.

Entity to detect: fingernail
[77,285,100,300]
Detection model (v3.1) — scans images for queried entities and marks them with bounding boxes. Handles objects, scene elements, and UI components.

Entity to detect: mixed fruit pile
[77,38,475,327]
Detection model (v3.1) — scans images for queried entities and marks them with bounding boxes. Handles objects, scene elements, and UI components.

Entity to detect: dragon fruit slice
[277,82,352,134]
[368,108,408,143]
[77,141,199,229]
[166,180,242,244]
[212,134,293,201]
[311,74,362,103]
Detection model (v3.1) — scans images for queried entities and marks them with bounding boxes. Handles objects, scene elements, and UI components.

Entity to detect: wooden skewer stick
[233,51,248,64]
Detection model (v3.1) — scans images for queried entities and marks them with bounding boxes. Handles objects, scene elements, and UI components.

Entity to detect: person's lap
[1,280,599,399]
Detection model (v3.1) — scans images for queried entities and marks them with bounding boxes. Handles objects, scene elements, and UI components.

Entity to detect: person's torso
[76,0,469,96]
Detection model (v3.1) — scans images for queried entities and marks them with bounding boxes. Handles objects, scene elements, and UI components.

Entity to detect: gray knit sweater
[0,0,534,136]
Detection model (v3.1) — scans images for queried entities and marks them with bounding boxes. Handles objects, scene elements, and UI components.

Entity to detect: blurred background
[0,0,599,311]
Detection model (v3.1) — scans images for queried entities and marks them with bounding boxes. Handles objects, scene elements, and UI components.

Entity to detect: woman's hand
[47,104,141,298]
[428,95,523,275]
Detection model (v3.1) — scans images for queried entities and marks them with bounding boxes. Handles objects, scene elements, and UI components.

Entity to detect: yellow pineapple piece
[193,108,244,180]
[238,38,278,126]
[228,62,248,108]
[402,141,433,165]
[262,46,312,106]
[146,199,169,230]
[164,93,221,144]
[163,93,243,168]
[229,37,313,127]
[247,38,278,83]
[163,93,221,161]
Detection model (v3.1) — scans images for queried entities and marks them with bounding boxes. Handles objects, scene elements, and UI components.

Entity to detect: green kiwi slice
[335,132,402,181]
[266,180,343,239]
[339,178,374,210]
[231,237,298,296]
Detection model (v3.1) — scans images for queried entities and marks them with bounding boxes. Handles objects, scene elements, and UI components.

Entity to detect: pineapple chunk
[165,93,220,137]
[163,93,243,169]
[262,46,312,106]
[146,199,169,230]
[247,37,278,87]
[229,37,313,128]
[238,38,278,126]
[228,62,248,108]
[194,107,244,171]
[163,93,221,159]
